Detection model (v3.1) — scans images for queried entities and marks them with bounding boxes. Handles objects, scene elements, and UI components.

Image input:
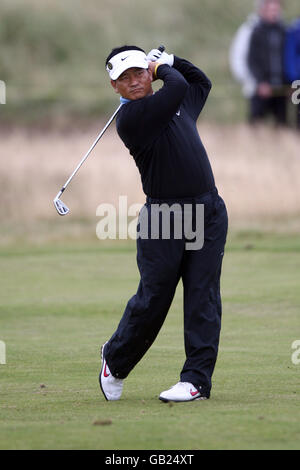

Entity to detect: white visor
[106,50,149,80]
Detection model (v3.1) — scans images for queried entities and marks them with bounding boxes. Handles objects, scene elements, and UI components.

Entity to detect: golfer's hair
[105,45,145,66]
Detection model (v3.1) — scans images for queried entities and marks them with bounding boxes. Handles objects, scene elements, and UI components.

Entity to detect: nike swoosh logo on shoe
[104,363,110,378]
[190,389,200,397]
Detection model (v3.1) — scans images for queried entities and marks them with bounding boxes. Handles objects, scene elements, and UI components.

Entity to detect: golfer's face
[112,67,153,100]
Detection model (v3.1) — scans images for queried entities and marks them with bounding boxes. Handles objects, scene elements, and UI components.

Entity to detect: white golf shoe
[159,382,207,402]
[99,343,124,401]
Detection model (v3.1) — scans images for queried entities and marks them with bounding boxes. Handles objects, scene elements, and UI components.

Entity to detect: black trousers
[105,188,228,397]
[249,95,287,125]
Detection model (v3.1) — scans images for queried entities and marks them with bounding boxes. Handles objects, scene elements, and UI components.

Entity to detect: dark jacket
[285,19,300,83]
[248,20,286,86]
[116,57,215,199]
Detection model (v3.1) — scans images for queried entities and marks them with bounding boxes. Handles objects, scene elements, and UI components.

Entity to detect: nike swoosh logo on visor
[121,56,129,61]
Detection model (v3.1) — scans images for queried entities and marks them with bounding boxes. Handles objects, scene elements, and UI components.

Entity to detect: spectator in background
[229,7,259,101]
[248,0,287,125]
[285,17,300,129]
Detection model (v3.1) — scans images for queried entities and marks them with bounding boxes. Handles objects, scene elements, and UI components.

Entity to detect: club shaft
[57,103,122,196]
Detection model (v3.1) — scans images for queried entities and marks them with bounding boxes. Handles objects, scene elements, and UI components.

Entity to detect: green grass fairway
[0,232,299,450]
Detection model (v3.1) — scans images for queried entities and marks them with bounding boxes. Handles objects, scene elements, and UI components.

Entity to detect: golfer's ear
[111,79,119,94]
[147,64,155,82]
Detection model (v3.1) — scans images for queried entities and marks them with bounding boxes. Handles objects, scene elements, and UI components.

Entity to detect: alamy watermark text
[0,340,6,364]
[291,80,300,105]
[291,340,300,365]
[0,80,6,104]
[96,196,204,250]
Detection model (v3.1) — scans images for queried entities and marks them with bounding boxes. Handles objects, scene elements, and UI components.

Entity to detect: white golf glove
[147,49,174,67]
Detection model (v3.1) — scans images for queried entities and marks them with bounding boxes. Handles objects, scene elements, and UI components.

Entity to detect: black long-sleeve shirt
[116,56,215,198]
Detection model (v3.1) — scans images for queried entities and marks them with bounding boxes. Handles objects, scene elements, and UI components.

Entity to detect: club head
[54,197,70,216]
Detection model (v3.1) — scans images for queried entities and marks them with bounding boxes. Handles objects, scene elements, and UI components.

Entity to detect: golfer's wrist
[154,63,162,80]
[153,62,171,80]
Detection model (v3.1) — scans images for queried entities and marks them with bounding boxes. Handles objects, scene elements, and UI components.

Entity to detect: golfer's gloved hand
[147,48,162,61]
[147,49,174,67]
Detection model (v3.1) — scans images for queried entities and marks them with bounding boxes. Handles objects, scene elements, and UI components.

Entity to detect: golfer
[99,45,228,402]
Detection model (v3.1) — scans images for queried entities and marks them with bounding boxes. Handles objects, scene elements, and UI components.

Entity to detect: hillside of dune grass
[0,0,299,124]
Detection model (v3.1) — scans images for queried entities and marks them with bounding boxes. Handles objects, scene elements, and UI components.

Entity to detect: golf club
[53,103,122,216]
[53,45,165,216]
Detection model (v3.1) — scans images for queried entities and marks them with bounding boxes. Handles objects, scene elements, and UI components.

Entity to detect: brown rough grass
[1,123,300,235]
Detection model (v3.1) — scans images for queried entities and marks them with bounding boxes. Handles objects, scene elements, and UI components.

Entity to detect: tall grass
[1,123,299,239]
